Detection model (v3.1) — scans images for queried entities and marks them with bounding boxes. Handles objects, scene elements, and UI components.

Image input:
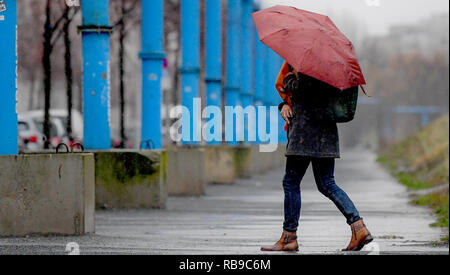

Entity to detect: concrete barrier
[204,145,236,184]
[273,144,287,168]
[249,144,267,174]
[232,146,253,179]
[0,154,95,236]
[204,144,285,184]
[94,150,167,209]
[113,145,285,198]
[204,145,254,184]
[166,147,206,196]
[249,144,286,175]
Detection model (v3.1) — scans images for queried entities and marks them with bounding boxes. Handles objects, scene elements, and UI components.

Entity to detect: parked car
[34,117,66,148]
[18,114,44,151]
[24,109,83,141]
[19,109,84,150]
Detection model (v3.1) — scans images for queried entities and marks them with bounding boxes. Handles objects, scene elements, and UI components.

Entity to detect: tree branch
[112,0,139,27]
[50,7,79,46]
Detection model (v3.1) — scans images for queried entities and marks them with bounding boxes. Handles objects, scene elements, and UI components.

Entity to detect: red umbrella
[252,5,366,91]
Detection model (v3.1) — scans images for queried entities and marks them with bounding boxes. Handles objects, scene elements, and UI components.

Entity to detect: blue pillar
[205,0,222,145]
[241,0,254,143]
[253,6,265,144]
[225,0,242,144]
[266,49,281,144]
[80,0,112,149]
[268,51,277,142]
[180,0,200,145]
[264,49,272,105]
[140,0,165,149]
[252,46,263,143]
[271,52,281,105]
[275,55,286,144]
[263,46,272,143]
[0,0,18,155]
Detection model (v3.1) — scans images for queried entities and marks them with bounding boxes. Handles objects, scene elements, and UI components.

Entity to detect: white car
[23,109,84,142]
[19,109,84,150]
[18,114,44,151]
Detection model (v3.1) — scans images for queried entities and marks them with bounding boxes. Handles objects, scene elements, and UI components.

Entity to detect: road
[0,150,448,255]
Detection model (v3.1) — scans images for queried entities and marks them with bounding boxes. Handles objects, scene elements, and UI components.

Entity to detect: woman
[261,62,373,252]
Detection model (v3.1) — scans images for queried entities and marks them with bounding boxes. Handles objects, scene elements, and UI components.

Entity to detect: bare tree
[111,0,139,148]
[41,0,75,148]
[62,5,79,141]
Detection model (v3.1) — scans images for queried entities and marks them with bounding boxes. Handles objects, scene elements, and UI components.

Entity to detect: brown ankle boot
[342,219,374,251]
[261,230,299,252]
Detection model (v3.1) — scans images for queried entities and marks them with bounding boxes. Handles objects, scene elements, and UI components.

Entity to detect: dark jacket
[283,73,340,158]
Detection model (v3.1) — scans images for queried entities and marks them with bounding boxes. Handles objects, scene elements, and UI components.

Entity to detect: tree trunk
[42,0,53,149]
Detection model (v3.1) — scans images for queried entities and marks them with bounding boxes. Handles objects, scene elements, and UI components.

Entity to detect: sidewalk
[0,150,448,255]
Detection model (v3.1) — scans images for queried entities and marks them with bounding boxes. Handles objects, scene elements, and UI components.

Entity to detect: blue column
[270,52,281,106]
[205,0,222,145]
[253,7,264,143]
[180,0,200,145]
[241,0,254,143]
[225,0,242,144]
[275,55,286,144]
[267,49,280,143]
[140,0,165,149]
[0,0,17,155]
[80,0,112,149]
[263,47,272,143]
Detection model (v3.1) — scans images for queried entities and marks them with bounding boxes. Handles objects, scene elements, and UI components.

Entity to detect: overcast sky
[261,0,449,36]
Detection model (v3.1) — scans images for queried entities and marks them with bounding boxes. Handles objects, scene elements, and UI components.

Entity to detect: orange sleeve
[275,61,292,106]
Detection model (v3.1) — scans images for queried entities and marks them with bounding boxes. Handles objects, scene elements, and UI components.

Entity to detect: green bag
[325,86,359,123]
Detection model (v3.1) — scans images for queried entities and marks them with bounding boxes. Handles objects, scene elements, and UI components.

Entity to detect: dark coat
[283,73,340,158]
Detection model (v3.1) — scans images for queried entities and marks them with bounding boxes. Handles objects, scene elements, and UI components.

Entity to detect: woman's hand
[292,68,299,78]
[281,104,293,124]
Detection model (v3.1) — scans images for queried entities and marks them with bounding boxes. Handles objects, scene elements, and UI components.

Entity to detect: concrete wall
[233,146,253,179]
[248,144,286,176]
[0,146,286,236]
[251,144,272,174]
[204,146,236,184]
[166,147,206,196]
[272,144,287,169]
[0,154,95,236]
[94,150,167,209]
[204,144,285,185]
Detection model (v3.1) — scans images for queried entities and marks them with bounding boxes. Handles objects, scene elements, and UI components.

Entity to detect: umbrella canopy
[252,5,366,91]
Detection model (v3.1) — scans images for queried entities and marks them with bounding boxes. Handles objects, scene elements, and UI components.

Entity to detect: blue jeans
[283,156,361,232]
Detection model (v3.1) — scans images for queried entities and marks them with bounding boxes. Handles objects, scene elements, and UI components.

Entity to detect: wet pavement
[0,150,448,255]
